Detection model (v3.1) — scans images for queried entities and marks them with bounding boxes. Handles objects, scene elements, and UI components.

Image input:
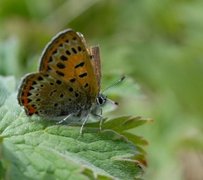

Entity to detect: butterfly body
[18,29,107,123]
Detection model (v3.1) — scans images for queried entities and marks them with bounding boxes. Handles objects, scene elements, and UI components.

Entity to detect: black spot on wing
[75,92,79,98]
[27,92,32,96]
[79,72,87,78]
[70,78,76,83]
[78,46,82,52]
[44,74,49,77]
[57,62,66,69]
[49,57,53,62]
[53,49,57,54]
[69,87,73,92]
[56,71,65,77]
[75,62,85,69]
[84,83,89,88]
[56,80,62,85]
[37,76,43,81]
[47,66,52,71]
[66,50,71,56]
[71,48,77,54]
[32,81,37,85]
[60,55,68,61]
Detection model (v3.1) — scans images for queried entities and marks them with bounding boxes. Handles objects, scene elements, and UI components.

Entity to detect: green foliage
[0,76,147,179]
[1,0,203,179]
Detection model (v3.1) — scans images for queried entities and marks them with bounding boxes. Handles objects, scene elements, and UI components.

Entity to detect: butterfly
[17,29,120,134]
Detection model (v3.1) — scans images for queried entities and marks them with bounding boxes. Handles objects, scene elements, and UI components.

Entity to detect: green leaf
[0,76,148,179]
[0,76,16,106]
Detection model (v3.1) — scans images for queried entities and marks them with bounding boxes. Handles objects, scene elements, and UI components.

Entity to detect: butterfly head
[92,75,125,115]
[96,93,118,106]
[96,93,107,106]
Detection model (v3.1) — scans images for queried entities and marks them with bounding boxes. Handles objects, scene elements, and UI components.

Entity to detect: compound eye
[97,95,106,105]
[98,97,104,104]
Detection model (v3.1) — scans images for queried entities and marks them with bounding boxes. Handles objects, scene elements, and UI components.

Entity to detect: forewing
[39,29,99,101]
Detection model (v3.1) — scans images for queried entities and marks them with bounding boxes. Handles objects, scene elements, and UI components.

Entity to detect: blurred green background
[0,0,203,179]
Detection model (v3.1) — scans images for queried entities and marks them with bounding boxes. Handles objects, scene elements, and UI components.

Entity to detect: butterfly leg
[80,114,89,135]
[98,108,103,131]
[57,114,72,124]
[91,108,103,131]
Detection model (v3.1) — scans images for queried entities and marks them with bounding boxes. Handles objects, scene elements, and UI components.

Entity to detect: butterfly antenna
[102,75,126,93]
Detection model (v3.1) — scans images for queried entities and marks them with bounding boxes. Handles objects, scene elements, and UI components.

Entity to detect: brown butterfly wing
[18,29,100,117]
[17,72,88,117]
[39,29,99,102]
